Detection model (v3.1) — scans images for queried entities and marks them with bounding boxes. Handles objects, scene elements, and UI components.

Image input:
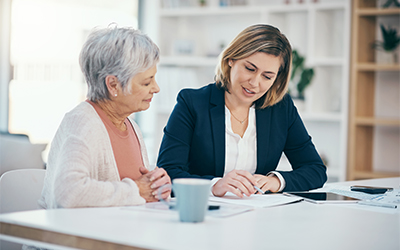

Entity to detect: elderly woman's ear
[105,75,120,97]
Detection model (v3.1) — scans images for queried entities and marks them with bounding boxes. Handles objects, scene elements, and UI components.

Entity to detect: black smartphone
[350,185,393,194]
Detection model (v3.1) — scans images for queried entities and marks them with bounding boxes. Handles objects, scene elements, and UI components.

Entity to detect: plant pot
[376,50,399,64]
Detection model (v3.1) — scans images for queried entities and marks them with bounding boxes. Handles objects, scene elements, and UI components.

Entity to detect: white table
[0,178,399,250]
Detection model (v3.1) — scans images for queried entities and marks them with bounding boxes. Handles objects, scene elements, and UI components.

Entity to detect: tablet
[284,192,360,204]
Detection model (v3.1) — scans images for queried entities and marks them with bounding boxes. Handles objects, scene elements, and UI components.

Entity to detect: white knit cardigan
[39,101,149,209]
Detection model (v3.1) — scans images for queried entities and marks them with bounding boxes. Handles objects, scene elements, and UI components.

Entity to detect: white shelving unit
[141,0,351,182]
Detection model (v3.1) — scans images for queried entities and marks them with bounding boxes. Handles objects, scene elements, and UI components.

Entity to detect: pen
[358,201,397,209]
[254,185,264,194]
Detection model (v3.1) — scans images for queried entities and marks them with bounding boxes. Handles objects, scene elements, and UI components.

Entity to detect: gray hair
[79,25,160,102]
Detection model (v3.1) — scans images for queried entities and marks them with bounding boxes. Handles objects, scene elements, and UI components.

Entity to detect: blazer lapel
[210,84,225,177]
[255,108,271,174]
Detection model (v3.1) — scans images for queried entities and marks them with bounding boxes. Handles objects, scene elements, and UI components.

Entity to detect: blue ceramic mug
[159,178,211,223]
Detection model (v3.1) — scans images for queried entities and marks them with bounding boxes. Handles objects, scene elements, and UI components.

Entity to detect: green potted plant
[373,24,400,63]
[381,0,400,8]
[289,50,314,101]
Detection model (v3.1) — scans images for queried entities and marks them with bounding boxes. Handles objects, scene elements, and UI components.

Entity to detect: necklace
[225,95,248,124]
[230,111,248,124]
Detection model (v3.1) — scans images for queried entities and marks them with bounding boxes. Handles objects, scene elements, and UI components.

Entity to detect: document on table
[209,193,303,208]
[206,204,253,218]
[124,193,302,218]
[324,186,400,209]
[123,200,254,218]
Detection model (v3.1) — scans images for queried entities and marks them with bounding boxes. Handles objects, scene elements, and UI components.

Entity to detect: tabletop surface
[1,177,399,250]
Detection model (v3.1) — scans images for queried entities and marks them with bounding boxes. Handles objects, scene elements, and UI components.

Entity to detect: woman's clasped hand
[135,167,171,202]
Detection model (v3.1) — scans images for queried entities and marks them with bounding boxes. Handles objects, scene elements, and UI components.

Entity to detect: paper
[122,202,172,214]
[209,193,303,208]
[370,189,400,205]
[326,186,400,209]
[123,200,254,218]
[207,203,253,218]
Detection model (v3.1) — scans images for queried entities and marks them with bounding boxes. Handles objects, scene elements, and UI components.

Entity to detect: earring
[114,93,117,97]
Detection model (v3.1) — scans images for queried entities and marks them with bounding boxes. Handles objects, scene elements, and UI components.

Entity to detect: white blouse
[210,105,285,194]
[224,105,257,175]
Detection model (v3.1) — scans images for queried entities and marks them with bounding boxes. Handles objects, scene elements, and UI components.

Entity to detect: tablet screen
[287,192,360,203]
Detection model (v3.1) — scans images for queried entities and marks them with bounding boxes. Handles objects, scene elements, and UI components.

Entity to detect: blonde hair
[215,24,292,109]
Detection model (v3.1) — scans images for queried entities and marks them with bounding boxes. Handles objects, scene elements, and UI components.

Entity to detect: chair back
[0,169,46,214]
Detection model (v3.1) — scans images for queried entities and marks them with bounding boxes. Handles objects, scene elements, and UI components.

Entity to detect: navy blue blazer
[157,83,327,191]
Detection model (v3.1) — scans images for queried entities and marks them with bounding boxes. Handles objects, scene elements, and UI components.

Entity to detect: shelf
[300,112,343,122]
[357,8,400,16]
[160,56,350,68]
[352,170,400,180]
[355,117,400,126]
[160,2,348,17]
[357,63,400,71]
[347,0,400,181]
[310,57,345,67]
[160,6,262,16]
[160,56,217,67]
[147,0,351,182]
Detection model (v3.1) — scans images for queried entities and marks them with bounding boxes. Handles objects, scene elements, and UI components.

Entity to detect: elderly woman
[39,26,171,209]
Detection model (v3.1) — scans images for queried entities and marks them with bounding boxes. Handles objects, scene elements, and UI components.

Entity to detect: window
[8,0,138,161]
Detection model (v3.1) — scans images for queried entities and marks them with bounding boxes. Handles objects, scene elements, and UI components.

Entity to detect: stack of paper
[209,193,303,208]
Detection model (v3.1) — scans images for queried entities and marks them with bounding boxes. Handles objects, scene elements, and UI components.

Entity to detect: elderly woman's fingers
[154,186,172,200]
[150,175,171,190]
[156,191,170,201]
[149,167,169,182]
[139,166,150,175]
[134,173,160,202]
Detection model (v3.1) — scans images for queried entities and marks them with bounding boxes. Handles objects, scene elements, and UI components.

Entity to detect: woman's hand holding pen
[135,167,171,202]
[212,170,259,198]
[253,174,280,193]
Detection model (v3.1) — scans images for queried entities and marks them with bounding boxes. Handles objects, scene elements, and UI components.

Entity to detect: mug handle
[157,184,174,208]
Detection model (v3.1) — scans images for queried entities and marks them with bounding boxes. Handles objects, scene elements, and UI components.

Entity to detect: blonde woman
[157,24,326,197]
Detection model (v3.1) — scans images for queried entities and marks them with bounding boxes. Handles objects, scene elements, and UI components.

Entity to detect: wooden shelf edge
[357,8,400,16]
[352,171,400,180]
[355,117,400,126]
[357,63,400,71]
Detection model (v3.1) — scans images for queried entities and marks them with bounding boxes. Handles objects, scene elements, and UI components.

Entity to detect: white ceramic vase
[376,49,399,64]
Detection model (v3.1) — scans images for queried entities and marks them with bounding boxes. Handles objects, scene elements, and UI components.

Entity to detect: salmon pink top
[88,100,143,180]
